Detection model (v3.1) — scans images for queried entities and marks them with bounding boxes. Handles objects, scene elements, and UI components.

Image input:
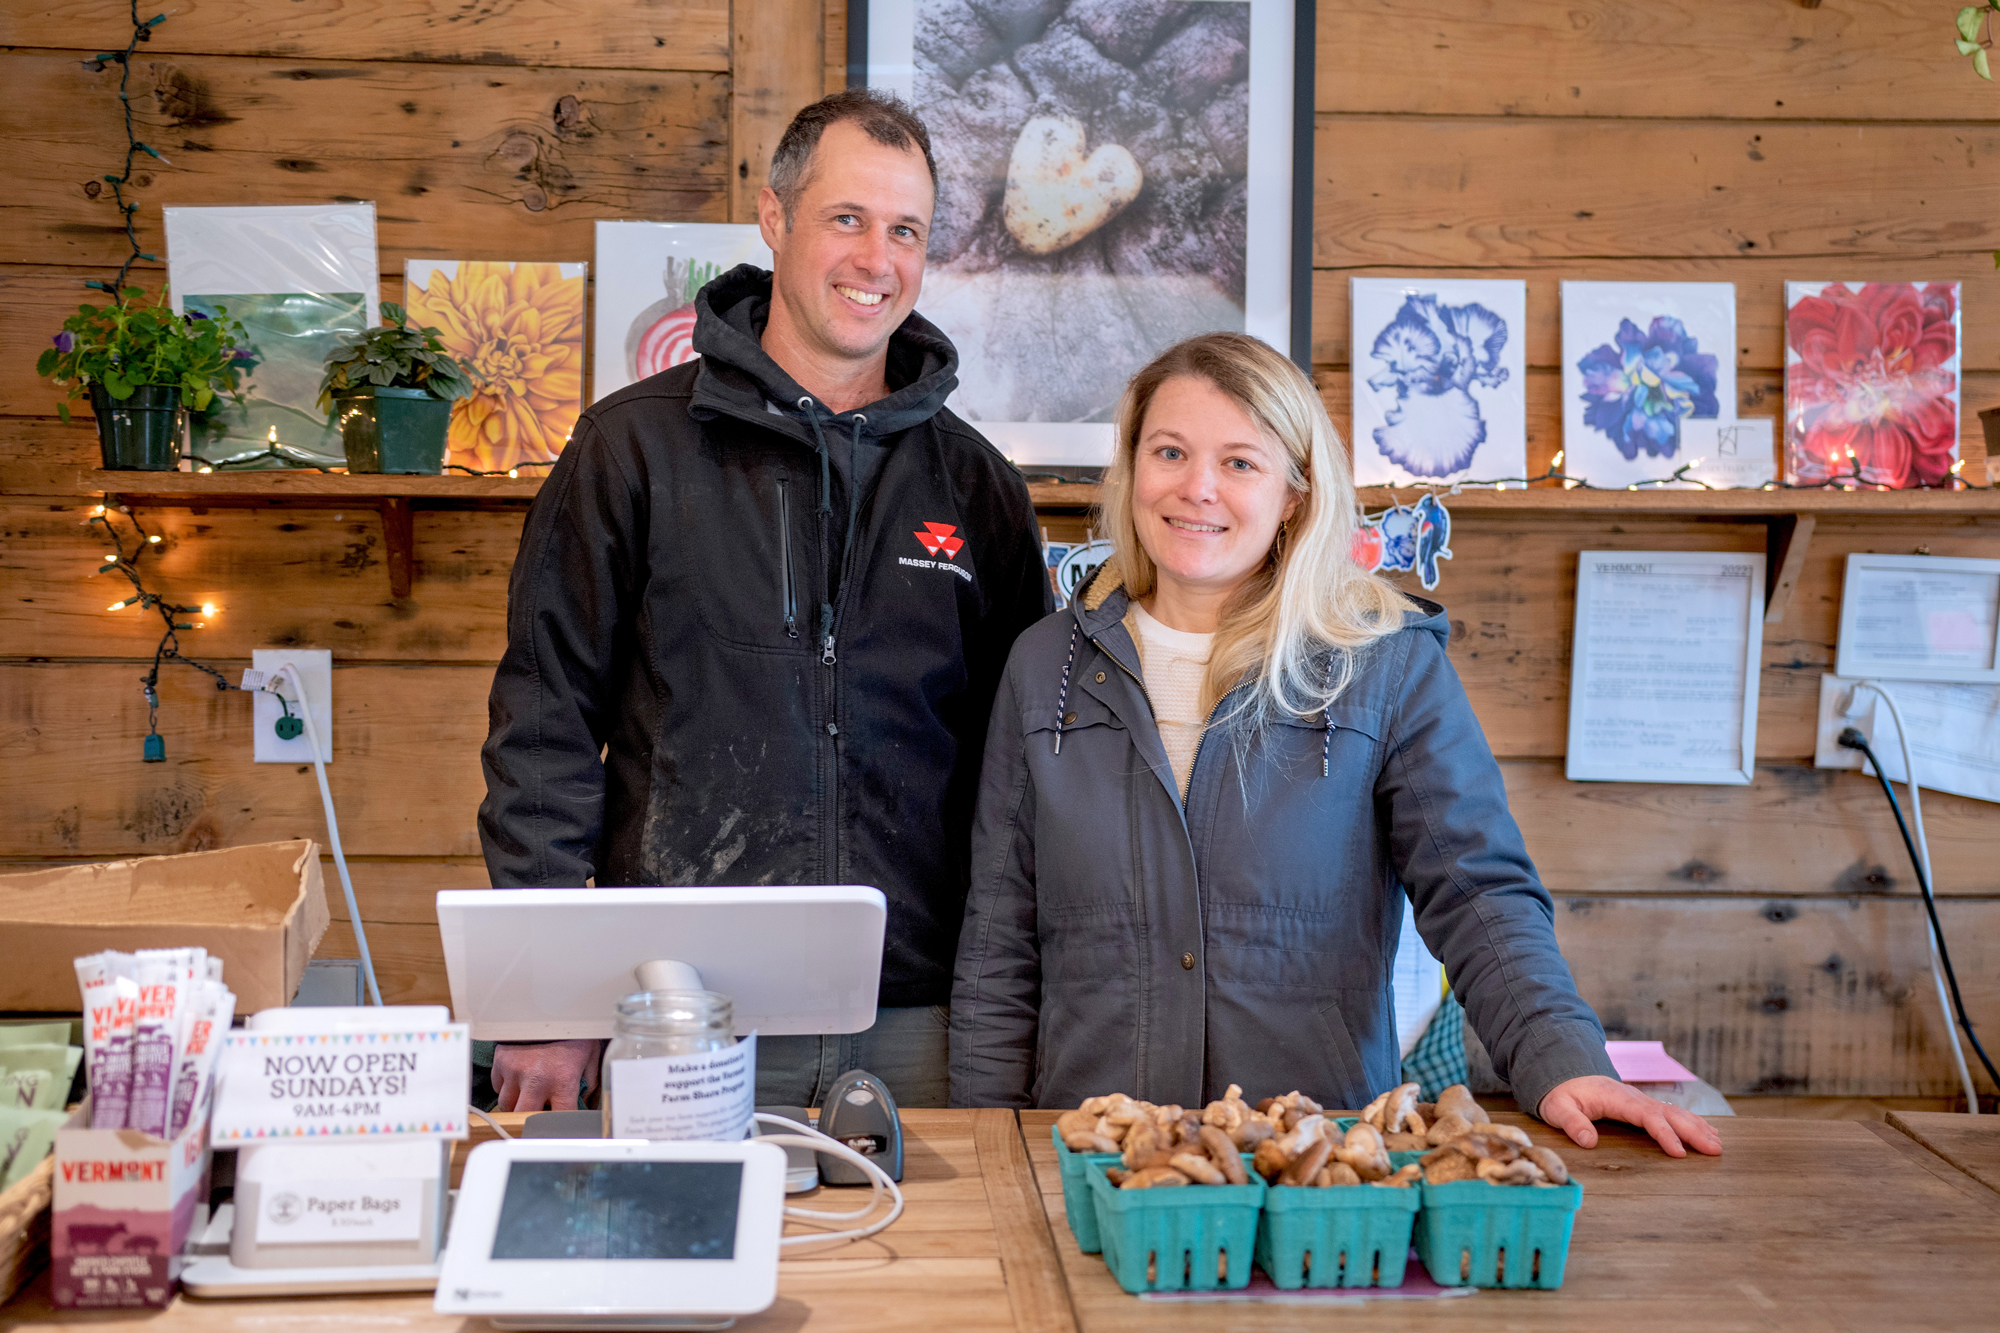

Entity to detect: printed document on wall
[1814,675,2000,804]
[1567,551,1765,784]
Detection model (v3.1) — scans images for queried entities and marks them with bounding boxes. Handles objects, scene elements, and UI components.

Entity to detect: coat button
[1094,672,1106,683]
[1180,952,1195,970]
[1063,711,1077,725]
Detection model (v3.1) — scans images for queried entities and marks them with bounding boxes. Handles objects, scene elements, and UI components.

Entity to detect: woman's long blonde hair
[1099,332,1412,724]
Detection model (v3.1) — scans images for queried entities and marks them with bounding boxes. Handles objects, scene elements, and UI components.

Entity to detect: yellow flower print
[405,261,584,473]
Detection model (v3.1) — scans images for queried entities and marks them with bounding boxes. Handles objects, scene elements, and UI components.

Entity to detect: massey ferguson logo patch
[913,522,964,560]
[899,522,973,584]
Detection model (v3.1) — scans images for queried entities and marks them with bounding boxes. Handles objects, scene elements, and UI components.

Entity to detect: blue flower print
[1576,316,1720,460]
[1367,295,1511,478]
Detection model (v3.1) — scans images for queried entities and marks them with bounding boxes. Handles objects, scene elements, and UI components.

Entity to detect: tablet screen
[490,1160,743,1261]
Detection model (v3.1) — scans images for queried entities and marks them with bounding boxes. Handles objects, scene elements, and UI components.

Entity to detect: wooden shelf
[1031,479,2000,516]
[88,469,545,502]
[83,469,1999,602]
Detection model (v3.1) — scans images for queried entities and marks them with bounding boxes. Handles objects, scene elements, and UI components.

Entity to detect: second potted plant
[318,303,473,474]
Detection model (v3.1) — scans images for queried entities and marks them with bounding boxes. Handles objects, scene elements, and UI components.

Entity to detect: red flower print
[1784,282,1960,488]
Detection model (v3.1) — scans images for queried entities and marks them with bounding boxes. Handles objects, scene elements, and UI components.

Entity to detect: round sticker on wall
[1054,540,1114,608]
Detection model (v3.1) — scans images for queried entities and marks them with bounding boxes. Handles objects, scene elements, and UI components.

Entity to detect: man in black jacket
[477,89,1051,1111]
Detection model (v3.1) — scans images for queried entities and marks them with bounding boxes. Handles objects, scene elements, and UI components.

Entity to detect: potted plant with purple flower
[36,285,251,470]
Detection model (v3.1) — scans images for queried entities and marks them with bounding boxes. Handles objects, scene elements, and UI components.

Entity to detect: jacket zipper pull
[821,633,837,666]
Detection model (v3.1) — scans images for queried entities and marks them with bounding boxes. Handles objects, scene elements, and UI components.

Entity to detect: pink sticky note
[1605,1040,1699,1083]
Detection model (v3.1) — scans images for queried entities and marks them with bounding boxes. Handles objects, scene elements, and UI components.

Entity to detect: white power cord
[262,663,385,1007]
[752,1112,904,1250]
[1844,680,1979,1115]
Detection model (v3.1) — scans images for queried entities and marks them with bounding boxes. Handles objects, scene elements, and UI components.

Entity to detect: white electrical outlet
[252,648,333,764]
[1813,673,1877,774]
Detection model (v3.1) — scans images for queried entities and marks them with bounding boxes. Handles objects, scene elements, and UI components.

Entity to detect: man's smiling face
[762,120,935,368]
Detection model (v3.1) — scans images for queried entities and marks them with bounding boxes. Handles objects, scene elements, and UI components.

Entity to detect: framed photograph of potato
[851,0,1314,466]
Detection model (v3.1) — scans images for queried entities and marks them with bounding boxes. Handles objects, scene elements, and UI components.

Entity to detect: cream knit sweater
[1127,603,1214,799]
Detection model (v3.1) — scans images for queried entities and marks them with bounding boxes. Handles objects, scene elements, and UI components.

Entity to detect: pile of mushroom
[1413,1084,1571,1188]
[1243,1089,1421,1189]
[1055,1085,1296,1189]
[1055,1082,1567,1190]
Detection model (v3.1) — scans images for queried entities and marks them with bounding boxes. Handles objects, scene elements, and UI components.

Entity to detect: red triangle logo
[915,522,965,561]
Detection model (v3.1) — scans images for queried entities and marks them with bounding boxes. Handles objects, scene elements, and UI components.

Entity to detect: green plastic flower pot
[89,383,184,471]
[335,386,452,474]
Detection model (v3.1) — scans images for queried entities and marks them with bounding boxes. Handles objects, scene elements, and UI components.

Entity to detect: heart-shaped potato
[1003,115,1142,255]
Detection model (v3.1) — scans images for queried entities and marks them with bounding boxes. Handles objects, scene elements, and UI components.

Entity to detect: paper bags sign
[210,1028,470,1143]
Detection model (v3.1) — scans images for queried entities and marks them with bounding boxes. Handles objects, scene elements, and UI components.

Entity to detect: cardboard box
[0,841,331,1014]
[51,1101,211,1308]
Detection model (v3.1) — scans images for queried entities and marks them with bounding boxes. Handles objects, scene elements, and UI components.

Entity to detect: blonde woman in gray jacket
[949,332,1720,1158]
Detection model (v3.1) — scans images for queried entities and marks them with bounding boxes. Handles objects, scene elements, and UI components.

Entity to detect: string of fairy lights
[87,504,239,762]
[1370,447,1989,497]
[83,1,169,303]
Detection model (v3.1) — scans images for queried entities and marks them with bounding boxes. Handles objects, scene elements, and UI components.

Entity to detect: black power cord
[1839,726,2000,1096]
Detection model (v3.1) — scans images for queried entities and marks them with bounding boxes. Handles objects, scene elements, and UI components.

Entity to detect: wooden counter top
[0,1109,1075,1333]
[10,1109,2000,1330]
[1022,1109,2000,1332]
[1887,1110,2000,1197]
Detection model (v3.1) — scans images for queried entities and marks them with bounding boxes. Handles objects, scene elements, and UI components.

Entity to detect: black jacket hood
[688,264,961,442]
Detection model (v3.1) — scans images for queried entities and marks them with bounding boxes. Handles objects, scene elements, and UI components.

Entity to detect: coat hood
[687,264,961,443]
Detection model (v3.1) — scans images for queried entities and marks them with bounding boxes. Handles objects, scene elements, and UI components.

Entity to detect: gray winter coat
[949,571,1618,1114]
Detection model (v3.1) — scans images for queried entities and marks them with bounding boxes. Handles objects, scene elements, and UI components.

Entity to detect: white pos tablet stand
[436,885,888,1039]
[430,885,889,1330]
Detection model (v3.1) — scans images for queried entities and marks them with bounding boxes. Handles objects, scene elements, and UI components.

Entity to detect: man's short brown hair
[767,88,937,225]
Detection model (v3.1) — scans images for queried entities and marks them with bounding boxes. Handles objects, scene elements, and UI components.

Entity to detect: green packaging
[1,1044,82,1111]
[0,1022,74,1049]
[0,1104,68,1191]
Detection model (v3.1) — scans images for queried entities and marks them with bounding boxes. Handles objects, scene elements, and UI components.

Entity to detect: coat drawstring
[797,397,864,667]
[1322,655,1338,777]
[1052,623,1080,754]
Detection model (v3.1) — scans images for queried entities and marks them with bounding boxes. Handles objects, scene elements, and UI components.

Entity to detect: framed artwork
[851,0,1314,466]
[592,222,772,403]
[165,203,379,469]
[1560,282,1737,489]
[405,260,587,473]
[1567,550,1765,786]
[1784,281,1960,489]
[1350,278,1526,488]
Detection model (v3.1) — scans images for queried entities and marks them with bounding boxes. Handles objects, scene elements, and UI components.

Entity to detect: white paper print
[210,1026,470,1143]
[1567,551,1764,785]
[607,1034,757,1142]
[1561,282,1738,489]
[1814,676,2000,805]
[1351,279,1527,487]
[592,222,771,403]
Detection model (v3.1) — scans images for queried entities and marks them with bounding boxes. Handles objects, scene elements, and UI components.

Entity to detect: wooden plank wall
[2,2,1996,1098]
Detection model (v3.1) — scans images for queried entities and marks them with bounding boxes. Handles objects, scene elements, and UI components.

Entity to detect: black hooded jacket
[478,266,1053,1006]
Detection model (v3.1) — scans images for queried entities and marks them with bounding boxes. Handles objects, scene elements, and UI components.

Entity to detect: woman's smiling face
[1131,374,1299,605]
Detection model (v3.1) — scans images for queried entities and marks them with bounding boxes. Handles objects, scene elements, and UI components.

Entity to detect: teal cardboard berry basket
[1049,1126,1121,1253]
[1414,1177,1583,1289]
[1255,1179,1421,1289]
[1084,1156,1266,1293]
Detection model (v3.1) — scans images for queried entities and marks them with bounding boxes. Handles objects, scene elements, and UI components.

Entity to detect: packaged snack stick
[168,982,234,1136]
[127,953,196,1137]
[77,954,139,1130]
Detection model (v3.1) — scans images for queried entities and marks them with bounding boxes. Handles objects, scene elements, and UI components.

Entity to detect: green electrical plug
[273,693,304,741]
